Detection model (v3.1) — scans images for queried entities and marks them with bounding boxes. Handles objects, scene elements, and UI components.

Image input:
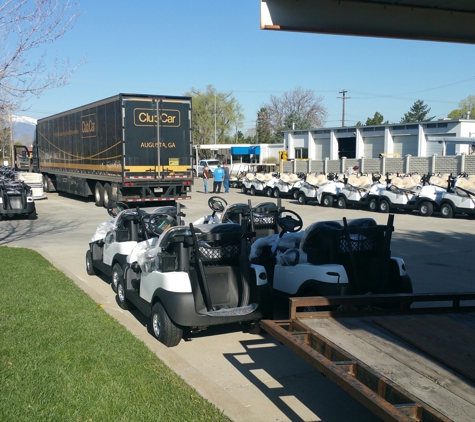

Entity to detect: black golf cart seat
[300,217,392,294]
[250,202,280,239]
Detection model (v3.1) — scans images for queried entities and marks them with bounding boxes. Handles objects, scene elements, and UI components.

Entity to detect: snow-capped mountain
[12,115,37,145]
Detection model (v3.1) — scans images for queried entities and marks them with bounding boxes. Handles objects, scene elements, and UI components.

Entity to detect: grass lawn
[0,246,231,422]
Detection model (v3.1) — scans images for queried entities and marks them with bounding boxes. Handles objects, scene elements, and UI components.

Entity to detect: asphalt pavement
[2,181,475,421]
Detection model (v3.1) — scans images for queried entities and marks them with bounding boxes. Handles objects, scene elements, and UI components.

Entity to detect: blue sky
[21,1,475,133]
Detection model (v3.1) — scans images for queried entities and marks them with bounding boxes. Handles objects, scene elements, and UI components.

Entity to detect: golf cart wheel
[94,182,104,207]
[379,199,390,213]
[231,182,238,188]
[440,203,453,218]
[28,211,37,220]
[418,201,433,217]
[273,188,279,198]
[149,302,183,347]
[103,183,112,208]
[322,195,334,207]
[250,186,256,196]
[111,263,123,293]
[243,321,261,335]
[298,193,306,205]
[337,196,346,209]
[292,190,299,200]
[368,198,378,212]
[117,279,134,310]
[241,186,247,194]
[265,188,273,197]
[86,250,96,276]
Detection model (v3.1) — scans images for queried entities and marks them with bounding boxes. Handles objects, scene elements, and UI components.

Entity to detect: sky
[19,1,475,134]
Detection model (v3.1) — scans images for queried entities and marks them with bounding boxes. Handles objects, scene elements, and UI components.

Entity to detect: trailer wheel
[149,302,183,347]
[418,201,433,217]
[379,199,390,213]
[103,183,112,208]
[86,250,96,276]
[298,193,306,205]
[42,175,50,193]
[337,196,346,209]
[94,182,104,207]
[322,195,334,207]
[440,203,453,218]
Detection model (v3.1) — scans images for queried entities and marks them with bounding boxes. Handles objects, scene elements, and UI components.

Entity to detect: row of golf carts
[0,165,37,221]
[86,197,412,347]
[240,169,475,218]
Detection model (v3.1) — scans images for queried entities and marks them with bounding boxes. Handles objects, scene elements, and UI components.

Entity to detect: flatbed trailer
[261,293,475,422]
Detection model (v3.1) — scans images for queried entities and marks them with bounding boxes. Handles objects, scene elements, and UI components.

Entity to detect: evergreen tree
[400,100,434,123]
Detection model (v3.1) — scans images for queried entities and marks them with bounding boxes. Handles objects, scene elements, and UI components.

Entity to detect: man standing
[202,165,210,193]
[223,163,230,193]
[212,164,225,193]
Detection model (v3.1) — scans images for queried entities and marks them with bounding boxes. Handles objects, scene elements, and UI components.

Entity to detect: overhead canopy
[231,146,261,155]
[260,0,475,44]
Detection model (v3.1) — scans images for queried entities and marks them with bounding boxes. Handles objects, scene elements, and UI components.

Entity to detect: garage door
[393,135,418,156]
[363,136,384,158]
[314,139,330,160]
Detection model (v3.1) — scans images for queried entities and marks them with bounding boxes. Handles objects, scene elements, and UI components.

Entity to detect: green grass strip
[0,246,231,422]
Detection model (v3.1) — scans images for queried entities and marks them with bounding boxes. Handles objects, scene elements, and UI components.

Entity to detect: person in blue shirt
[212,164,225,193]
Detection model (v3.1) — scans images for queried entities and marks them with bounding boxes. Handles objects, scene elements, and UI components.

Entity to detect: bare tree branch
[0,0,84,112]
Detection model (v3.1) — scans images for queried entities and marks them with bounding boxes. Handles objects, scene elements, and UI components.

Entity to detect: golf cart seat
[115,210,146,242]
[221,203,251,225]
[251,202,280,239]
[300,218,390,294]
[264,173,274,181]
[288,173,300,183]
[280,173,290,183]
[256,173,266,182]
[245,173,255,181]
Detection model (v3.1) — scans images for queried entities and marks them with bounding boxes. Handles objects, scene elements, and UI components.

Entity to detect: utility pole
[338,89,350,127]
[214,94,217,145]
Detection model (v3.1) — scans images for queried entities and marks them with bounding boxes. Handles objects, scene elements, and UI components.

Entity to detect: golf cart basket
[249,202,280,239]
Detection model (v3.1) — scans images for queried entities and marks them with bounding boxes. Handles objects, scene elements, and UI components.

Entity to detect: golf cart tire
[298,193,306,205]
[117,280,134,310]
[292,189,299,200]
[440,203,454,218]
[149,302,183,348]
[322,195,334,207]
[250,186,256,196]
[94,182,104,207]
[231,182,238,188]
[273,188,279,198]
[28,211,37,220]
[111,263,123,293]
[379,199,390,213]
[86,250,96,276]
[418,201,433,217]
[103,183,112,208]
[368,198,378,212]
[337,196,347,209]
[243,321,262,335]
[241,186,247,194]
[265,188,273,197]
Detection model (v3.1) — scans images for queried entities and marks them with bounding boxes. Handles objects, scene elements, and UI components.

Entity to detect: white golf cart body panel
[316,181,344,202]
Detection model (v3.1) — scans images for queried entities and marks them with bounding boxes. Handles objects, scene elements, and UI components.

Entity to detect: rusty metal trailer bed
[261,293,475,422]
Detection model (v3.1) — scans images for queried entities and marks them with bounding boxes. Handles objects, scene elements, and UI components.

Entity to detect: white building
[283,119,475,160]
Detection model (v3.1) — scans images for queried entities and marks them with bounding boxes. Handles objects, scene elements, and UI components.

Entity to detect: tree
[356,111,388,126]
[400,100,434,123]
[0,0,83,112]
[185,85,244,146]
[260,86,327,142]
[448,95,475,119]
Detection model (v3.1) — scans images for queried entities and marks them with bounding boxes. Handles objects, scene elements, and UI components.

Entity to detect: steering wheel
[276,210,303,233]
[143,214,177,237]
[208,196,227,213]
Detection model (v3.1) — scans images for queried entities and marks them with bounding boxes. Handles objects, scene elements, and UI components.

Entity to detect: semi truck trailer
[33,93,193,206]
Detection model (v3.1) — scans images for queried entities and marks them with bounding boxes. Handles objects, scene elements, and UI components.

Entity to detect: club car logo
[134,108,180,127]
[81,113,97,138]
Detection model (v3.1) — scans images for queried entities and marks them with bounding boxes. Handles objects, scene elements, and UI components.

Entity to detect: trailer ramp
[261,293,475,422]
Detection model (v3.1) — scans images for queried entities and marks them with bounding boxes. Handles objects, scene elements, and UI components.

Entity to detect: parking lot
[2,181,475,422]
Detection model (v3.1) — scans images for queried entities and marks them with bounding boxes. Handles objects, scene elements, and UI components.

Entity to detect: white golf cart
[439,173,475,218]
[118,221,272,347]
[272,173,305,199]
[86,202,184,292]
[250,210,412,306]
[335,173,386,211]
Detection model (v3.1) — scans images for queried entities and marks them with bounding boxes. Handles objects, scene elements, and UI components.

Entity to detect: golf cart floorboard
[261,293,475,422]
